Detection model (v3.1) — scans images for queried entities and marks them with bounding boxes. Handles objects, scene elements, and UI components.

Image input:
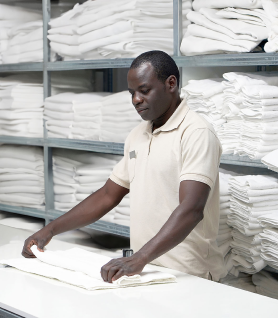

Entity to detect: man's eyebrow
[138,84,147,89]
[128,84,148,92]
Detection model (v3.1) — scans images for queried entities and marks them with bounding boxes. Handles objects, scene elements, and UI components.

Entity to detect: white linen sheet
[0,246,176,290]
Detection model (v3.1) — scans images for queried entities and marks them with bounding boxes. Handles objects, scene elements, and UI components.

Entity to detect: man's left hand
[101,254,147,283]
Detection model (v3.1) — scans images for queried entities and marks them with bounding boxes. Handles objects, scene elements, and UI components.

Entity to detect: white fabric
[192,0,263,11]
[48,0,192,60]
[259,228,278,270]
[253,270,278,299]
[261,149,278,172]
[45,91,141,143]
[259,213,278,229]
[0,247,176,291]
[0,145,45,208]
[181,8,267,56]
[53,149,129,224]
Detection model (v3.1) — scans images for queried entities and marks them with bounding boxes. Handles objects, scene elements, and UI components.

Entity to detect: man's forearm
[46,179,128,236]
[136,201,204,264]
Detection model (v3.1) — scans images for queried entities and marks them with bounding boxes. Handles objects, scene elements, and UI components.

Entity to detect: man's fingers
[101,264,108,282]
[112,269,124,282]
[107,266,120,283]
[21,250,36,258]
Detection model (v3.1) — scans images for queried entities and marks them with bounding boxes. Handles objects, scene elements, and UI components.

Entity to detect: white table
[0,225,278,318]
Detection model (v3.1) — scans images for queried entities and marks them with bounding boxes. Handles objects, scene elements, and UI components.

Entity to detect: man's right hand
[22,227,53,258]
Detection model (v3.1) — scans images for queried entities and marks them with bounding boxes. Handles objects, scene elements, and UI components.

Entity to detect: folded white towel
[261,149,278,172]
[193,0,263,11]
[259,213,278,228]
[0,247,176,291]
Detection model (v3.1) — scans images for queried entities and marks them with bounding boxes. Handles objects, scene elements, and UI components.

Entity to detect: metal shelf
[174,53,278,67]
[220,154,265,168]
[47,138,124,155]
[48,209,130,237]
[0,136,44,146]
[47,59,134,71]
[0,135,269,167]
[2,53,278,74]
[0,0,272,240]
[0,204,45,219]
[0,62,43,72]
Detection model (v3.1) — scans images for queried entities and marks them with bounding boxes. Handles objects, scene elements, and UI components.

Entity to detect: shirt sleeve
[180,128,222,189]
[109,133,131,190]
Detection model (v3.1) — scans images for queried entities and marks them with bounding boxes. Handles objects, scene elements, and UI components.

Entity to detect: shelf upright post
[257,66,267,72]
[42,0,54,224]
[173,0,183,88]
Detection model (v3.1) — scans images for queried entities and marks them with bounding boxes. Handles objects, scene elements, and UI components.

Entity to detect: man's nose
[133,92,143,106]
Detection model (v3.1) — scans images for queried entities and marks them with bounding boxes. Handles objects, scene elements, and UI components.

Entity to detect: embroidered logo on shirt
[129,150,136,159]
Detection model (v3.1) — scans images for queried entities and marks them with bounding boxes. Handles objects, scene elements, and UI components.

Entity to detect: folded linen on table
[0,247,176,290]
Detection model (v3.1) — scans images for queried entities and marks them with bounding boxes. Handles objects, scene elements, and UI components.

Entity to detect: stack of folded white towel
[53,148,130,226]
[258,212,278,271]
[44,92,109,140]
[0,4,42,64]
[0,74,44,137]
[51,70,93,95]
[218,172,233,259]
[220,72,278,158]
[226,175,278,275]
[262,0,278,53]
[45,91,140,143]
[0,72,93,138]
[181,78,226,133]
[48,0,192,60]
[0,145,45,209]
[252,270,278,299]
[2,20,43,64]
[181,0,269,56]
[261,149,278,172]
[99,91,141,142]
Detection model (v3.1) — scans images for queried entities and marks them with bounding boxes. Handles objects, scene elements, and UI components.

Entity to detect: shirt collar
[146,99,189,135]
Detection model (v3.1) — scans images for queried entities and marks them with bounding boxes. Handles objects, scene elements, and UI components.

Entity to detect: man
[22,50,226,283]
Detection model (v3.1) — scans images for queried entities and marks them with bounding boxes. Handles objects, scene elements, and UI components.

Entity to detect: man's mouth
[136,107,148,114]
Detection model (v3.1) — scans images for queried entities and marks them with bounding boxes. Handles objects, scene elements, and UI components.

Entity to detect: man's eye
[141,89,150,94]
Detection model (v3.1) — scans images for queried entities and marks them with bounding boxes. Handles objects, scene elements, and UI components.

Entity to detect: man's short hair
[130,50,180,87]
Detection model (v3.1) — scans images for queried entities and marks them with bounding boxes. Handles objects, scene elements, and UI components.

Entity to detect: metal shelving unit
[0,0,273,238]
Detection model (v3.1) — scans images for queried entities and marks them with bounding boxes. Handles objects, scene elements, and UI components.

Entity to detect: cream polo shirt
[109,99,227,281]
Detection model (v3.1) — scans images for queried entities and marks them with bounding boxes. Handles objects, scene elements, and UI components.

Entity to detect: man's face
[127,62,173,121]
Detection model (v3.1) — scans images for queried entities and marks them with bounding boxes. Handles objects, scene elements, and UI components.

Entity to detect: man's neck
[152,97,181,132]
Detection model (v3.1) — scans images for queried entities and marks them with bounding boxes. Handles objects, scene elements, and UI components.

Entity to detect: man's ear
[166,75,178,92]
